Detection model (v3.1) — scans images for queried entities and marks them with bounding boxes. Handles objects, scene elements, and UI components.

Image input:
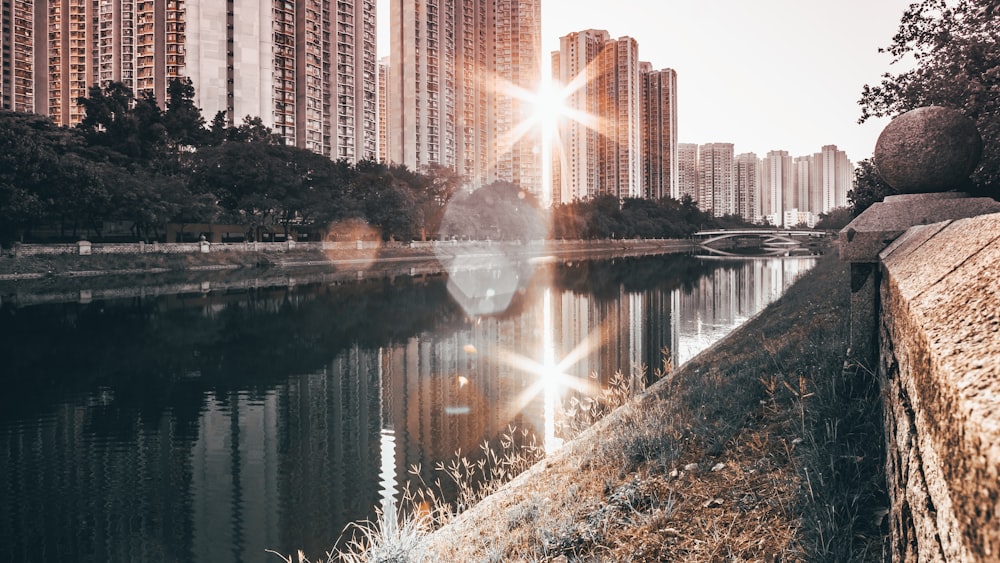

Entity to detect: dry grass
[280,247,889,562]
[415,249,888,562]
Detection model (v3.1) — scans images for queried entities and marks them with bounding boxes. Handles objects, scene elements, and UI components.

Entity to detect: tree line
[0,78,745,245]
[851,0,999,215]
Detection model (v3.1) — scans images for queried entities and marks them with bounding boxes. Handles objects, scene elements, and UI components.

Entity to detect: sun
[529,77,571,130]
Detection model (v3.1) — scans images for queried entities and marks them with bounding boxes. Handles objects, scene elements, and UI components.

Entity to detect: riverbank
[0,239,694,306]
[405,247,888,561]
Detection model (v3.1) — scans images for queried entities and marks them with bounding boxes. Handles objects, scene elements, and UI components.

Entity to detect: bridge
[692,229,824,256]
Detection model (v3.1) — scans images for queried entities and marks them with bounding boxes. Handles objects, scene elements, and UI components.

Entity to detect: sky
[377,0,914,163]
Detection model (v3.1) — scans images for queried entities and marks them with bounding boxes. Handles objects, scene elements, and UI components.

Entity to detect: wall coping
[878,211,1000,561]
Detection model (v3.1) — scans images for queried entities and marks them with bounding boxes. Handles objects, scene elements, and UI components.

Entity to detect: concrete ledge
[839,193,1000,263]
[878,212,1000,562]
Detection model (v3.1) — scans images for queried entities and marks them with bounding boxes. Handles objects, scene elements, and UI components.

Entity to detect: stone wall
[878,212,1000,562]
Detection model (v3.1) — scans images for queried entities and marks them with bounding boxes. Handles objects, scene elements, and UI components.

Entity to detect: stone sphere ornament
[873,106,982,193]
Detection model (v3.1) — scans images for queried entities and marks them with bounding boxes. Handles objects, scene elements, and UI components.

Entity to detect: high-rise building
[640,64,677,200]
[496,0,543,195]
[0,0,36,114]
[820,144,852,212]
[794,156,812,213]
[188,0,378,159]
[761,150,794,225]
[698,143,734,217]
[552,30,642,202]
[2,0,379,162]
[809,152,824,215]
[677,142,699,202]
[388,0,542,195]
[551,29,609,203]
[598,36,642,200]
[378,56,390,163]
[734,152,760,223]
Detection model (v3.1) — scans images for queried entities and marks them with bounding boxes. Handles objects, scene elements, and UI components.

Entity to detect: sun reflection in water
[495,289,608,454]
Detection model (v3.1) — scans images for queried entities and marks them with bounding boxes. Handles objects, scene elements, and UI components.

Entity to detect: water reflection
[0,254,814,561]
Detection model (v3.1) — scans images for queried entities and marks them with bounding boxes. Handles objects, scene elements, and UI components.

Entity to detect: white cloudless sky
[377,0,913,163]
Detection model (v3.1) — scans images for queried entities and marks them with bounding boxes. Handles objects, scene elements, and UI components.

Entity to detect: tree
[351,160,423,241]
[859,0,1000,193]
[0,111,83,242]
[76,82,169,161]
[162,77,208,149]
[848,158,897,216]
[814,207,854,230]
[413,162,464,239]
[228,115,286,145]
[188,142,293,238]
[440,181,546,241]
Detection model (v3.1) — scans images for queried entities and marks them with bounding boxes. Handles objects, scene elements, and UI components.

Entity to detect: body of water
[0,252,814,562]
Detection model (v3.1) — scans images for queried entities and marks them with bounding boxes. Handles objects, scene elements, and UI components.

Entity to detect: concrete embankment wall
[4,238,690,258]
[877,212,1000,561]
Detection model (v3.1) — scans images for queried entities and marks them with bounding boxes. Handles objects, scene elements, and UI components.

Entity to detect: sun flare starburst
[494,66,601,205]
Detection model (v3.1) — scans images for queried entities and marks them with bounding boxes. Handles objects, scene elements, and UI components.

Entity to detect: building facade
[734,152,760,223]
[760,149,793,225]
[551,30,643,203]
[0,0,36,113]
[640,64,677,200]
[677,142,699,202]
[597,35,642,200]
[697,142,734,217]
[2,0,378,162]
[187,0,378,159]
[820,144,851,212]
[387,0,542,194]
[550,29,608,203]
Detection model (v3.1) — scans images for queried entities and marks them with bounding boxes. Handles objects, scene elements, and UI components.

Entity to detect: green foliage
[813,207,854,230]
[3,76,757,246]
[550,193,742,240]
[163,77,208,148]
[440,181,546,241]
[859,0,1000,193]
[848,158,897,216]
[0,78,470,243]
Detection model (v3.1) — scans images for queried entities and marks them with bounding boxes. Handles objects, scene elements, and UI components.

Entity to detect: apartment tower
[388,0,542,194]
[734,152,760,223]
[598,35,641,200]
[551,29,608,203]
[378,56,389,162]
[760,150,794,226]
[640,63,678,200]
[820,144,852,212]
[677,142,698,202]
[2,0,378,161]
[793,155,811,213]
[1,0,186,125]
[552,30,642,203]
[0,0,35,113]
[187,0,378,159]
[697,142,734,217]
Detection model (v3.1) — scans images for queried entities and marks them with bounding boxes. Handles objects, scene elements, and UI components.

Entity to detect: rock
[711,462,726,472]
[702,497,724,508]
[683,463,699,472]
[873,106,982,194]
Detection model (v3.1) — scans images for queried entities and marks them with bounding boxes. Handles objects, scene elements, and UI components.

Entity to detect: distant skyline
[378,0,913,163]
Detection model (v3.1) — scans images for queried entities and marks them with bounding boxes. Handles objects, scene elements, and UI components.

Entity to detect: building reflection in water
[0,254,815,562]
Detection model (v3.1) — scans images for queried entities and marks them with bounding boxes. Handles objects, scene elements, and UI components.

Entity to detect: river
[0,252,815,562]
